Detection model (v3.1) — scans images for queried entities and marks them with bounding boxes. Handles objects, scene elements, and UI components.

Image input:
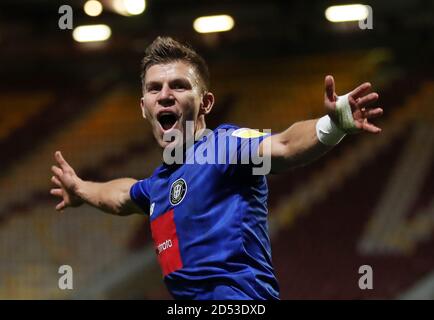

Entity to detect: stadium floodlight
[84,0,103,17]
[72,24,112,43]
[193,15,235,34]
[112,0,146,16]
[325,4,369,22]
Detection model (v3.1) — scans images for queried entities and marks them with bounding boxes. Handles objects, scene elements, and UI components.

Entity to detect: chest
[148,164,228,220]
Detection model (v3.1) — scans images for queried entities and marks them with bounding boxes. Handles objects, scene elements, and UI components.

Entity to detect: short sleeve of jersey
[215,125,271,176]
[130,178,151,214]
[236,129,270,166]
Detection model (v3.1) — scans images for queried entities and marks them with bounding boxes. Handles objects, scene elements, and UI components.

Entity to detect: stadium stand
[271,82,434,299]
[0,92,53,141]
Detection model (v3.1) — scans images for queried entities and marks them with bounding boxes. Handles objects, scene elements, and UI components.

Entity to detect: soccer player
[50,37,383,300]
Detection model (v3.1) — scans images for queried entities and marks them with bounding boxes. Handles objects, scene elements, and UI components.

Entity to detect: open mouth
[157,112,179,131]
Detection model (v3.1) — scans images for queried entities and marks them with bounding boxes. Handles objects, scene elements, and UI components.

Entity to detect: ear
[199,92,215,116]
[140,97,147,119]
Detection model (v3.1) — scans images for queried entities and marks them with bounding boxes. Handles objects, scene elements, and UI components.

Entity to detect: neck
[194,116,207,140]
[159,117,207,164]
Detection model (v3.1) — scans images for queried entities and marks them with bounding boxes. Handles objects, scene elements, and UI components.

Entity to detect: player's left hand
[324,75,383,133]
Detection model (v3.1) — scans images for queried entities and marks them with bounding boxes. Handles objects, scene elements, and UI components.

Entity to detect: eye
[171,80,190,91]
[147,85,161,93]
[173,84,185,91]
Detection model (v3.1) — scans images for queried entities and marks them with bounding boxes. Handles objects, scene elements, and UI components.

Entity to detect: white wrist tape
[335,93,359,132]
[316,115,346,146]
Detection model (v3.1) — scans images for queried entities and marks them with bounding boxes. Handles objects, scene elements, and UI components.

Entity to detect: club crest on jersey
[170,178,187,206]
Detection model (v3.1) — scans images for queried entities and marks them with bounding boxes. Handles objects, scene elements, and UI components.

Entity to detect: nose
[158,84,175,107]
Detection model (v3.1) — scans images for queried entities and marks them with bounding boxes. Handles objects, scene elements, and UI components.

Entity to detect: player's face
[141,61,205,148]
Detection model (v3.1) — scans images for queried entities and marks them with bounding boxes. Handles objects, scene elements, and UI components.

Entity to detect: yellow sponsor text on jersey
[232,128,268,139]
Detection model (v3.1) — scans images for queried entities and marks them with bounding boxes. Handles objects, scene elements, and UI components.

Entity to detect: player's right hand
[50,151,84,211]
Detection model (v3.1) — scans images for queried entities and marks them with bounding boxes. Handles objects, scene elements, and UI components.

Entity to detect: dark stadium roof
[1,0,433,82]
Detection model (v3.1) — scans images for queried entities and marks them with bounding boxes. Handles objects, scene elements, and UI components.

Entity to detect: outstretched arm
[50,151,143,215]
[260,75,383,173]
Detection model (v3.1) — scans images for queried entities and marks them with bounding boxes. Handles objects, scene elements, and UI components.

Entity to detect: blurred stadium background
[0,0,433,299]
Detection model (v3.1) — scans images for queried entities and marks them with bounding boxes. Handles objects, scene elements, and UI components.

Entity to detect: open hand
[324,75,383,133]
[50,151,84,211]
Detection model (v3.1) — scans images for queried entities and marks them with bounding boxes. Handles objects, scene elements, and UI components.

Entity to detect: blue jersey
[130,123,279,300]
